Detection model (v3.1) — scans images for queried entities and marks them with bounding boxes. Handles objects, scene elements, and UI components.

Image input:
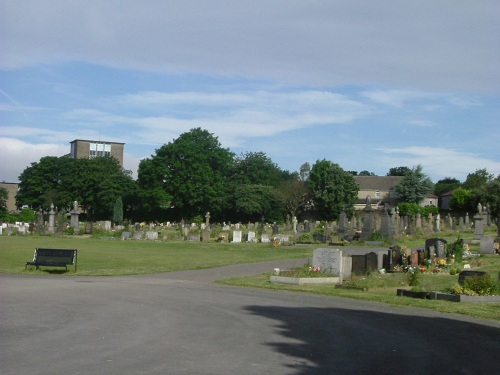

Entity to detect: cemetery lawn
[0,236,313,276]
[217,255,500,322]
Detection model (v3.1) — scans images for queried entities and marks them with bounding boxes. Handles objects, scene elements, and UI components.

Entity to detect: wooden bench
[25,248,78,272]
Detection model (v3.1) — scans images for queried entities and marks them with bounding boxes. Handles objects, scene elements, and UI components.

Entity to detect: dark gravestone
[458,270,487,285]
[351,255,366,276]
[365,252,378,273]
[392,245,402,266]
[425,238,447,259]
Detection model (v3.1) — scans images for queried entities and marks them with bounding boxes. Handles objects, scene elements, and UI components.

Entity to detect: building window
[89,143,111,159]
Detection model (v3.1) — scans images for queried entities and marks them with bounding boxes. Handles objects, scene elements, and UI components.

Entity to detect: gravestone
[480,237,495,254]
[232,230,242,243]
[121,231,131,240]
[202,231,211,242]
[146,231,158,240]
[188,233,200,241]
[47,203,55,233]
[361,196,374,240]
[134,231,144,240]
[247,231,256,243]
[70,200,80,231]
[261,234,270,243]
[411,250,419,266]
[37,208,44,229]
[473,203,485,240]
[351,255,365,276]
[272,223,279,235]
[312,248,343,277]
[366,252,378,273]
[425,238,447,259]
[0,226,2,235]
[458,270,487,285]
[338,210,347,236]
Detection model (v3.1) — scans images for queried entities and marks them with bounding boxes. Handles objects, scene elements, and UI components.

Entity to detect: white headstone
[247,231,256,242]
[312,248,343,277]
[261,234,270,243]
[146,231,158,240]
[232,230,242,243]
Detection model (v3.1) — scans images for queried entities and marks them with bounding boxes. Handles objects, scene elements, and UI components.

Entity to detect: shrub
[407,267,422,287]
[464,275,496,296]
[298,232,314,242]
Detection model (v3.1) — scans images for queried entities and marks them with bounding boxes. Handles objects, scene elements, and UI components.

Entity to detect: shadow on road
[245,305,500,375]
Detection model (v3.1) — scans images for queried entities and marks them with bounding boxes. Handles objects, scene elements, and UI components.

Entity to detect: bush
[464,275,497,296]
[407,267,422,287]
[298,232,314,242]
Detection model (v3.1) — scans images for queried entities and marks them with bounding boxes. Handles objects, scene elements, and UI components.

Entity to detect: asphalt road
[1,260,499,375]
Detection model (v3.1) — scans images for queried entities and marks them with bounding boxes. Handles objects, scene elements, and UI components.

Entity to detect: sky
[1,1,499,184]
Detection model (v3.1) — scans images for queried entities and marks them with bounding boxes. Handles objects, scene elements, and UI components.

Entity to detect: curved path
[1,260,499,375]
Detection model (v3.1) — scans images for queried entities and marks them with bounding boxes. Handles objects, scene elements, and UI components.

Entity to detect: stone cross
[205,212,210,226]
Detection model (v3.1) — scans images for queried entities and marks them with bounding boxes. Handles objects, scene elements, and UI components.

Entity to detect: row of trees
[6,128,500,227]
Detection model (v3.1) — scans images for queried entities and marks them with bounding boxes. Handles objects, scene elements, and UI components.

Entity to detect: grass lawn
[0,235,313,276]
[2,233,499,321]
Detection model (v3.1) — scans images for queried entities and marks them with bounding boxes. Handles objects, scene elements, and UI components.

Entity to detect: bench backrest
[33,248,77,264]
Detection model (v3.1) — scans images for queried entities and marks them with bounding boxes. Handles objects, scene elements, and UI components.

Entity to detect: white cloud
[0,137,69,182]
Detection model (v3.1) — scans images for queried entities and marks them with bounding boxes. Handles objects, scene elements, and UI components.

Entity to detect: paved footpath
[1,259,499,375]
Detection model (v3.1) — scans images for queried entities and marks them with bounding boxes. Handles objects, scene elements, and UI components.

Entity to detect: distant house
[421,194,438,207]
[0,182,19,213]
[353,176,404,210]
[440,190,455,210]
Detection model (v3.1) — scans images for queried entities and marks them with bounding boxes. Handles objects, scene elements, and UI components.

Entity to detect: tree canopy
[394,165,433,204]
[308,159,358,220]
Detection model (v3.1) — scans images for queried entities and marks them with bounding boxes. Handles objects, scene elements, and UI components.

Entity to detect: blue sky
[1,1,499,183]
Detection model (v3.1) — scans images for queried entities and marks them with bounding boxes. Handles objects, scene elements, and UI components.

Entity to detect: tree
[299,162,311,181]
[0,187,8,220]
[358,170,376,176]
[138,128,234,220]
[387,166,411,176]
[113,197,123,225]
[394,165,433,204]
[462,168,494,190]
[434,177,461,197]
[277,177,309,219]
[483,176,500,239]
[308,159,358,220]
[17,156,136,222]
[450,188,474,212]
[230,152,283,187]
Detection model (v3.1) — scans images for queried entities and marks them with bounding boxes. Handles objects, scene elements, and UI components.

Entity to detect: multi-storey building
[69,139,125,167]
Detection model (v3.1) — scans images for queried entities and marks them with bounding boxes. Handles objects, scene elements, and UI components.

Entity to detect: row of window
[89,143,111,158]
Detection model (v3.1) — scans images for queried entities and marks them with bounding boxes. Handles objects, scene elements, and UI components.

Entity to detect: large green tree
[17,156,136,221]
[387,166,411,176]
[462,168,494,190]
[434,177,461,197]
[308,159,358,220]
[138,128,234,220]
[394,165,433,204]
[0,187,8,220]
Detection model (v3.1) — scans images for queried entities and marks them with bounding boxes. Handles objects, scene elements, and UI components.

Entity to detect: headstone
[312,248,343,277]
[261,234,270,243]
[48,203,56,233]
[103,220,112,232]
[232,230,242,243]
[121,231,131,240]
[70,200,80,231]
[366,252,378,273]
[0,226,2,235]
[338,210,348,236]
[247,231,256,243]
[458,270,487,285]
[351,255,365,276]
[416,211,422,228]
[37,208,44,229]
[480,237,495,254]
[188,233,200,241]
[434,214,440,233]
[411,250,419,266]
[205,212,210,226]
[292,216,297,233]
[134,231,144,240]
[146,231,158,240]
[473,203,484,240]
[361,196,374,240]
[272,223,279,235]
[425,238,447,259]
[202,231,211,242]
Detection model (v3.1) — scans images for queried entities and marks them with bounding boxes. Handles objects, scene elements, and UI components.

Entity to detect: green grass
[2,233,499,321]
[216,256,500,321]
[0,235,313,276]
